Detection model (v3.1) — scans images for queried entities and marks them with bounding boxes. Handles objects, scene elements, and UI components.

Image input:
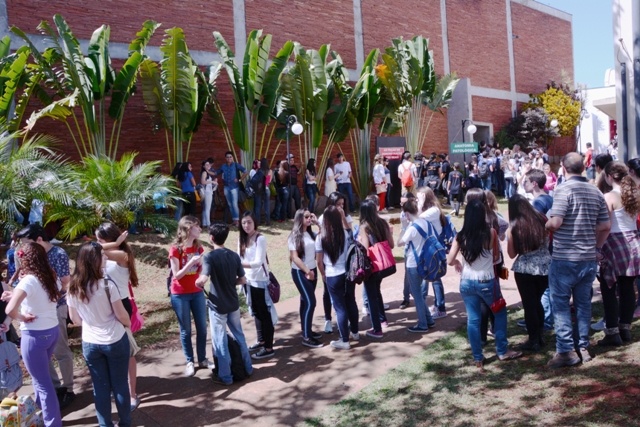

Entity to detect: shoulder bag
[104,278,140,357]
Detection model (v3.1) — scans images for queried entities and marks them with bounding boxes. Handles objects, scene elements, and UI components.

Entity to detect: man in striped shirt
[545,152,611,368]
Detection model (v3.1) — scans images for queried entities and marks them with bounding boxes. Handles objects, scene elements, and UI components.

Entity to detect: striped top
[548,176,609,261]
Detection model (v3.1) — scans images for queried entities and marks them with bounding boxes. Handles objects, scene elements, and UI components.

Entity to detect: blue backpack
[438,215,457,253]
[408,222,447,281]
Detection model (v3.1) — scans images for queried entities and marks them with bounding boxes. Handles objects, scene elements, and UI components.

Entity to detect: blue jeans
[22,327,61,427]
[481,176,492,191]
[541,287,554,329]
[504,177,515,199]
[548,260,596,353]
[209,309,253,384]
[174,199,183,220]
[262,187,271,225]
[459,278,508,362]
[424,279,445,312]
[292,268,318,338]
[326,274,359,342]
[406,267,434,329]
[171,291,208,364]
[224,186,240,221]
[276,186,290,220]
[83,333,130,427]
[305,184,318,214]
[337,182,355,213]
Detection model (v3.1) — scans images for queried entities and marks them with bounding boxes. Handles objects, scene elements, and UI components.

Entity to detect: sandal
[498,349,523,361]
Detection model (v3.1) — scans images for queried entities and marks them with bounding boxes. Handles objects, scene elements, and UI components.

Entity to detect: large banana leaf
[0,46,29,120]
[258,40,294,123]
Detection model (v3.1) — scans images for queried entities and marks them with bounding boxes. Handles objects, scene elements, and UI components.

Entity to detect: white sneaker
[350,332,360,341]
[184,362,195,377]
[591,319,605,331]
[324,320,333,334]
[432,311,447,319]
[330,340,350,350]
[198,358,215,369]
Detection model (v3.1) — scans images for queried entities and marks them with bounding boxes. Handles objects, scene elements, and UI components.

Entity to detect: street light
[286,115,304,187]
[461,119,477,163]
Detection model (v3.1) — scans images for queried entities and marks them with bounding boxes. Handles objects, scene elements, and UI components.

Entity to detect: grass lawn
[303,301,640,427]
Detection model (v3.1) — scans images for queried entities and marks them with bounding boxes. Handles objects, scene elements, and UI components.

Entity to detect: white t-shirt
[288,232,317,271]
[315,230,350,277]
[239,234,268,285]
[15,274,58,331]
[334,161,352,184]
[105,260,130,300]
[419,207,443,235]
[373,164,385,185]
[67,279,126,345]
[400,218,431,268]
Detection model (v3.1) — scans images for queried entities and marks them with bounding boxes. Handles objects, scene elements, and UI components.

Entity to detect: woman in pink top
[543,164,557,195]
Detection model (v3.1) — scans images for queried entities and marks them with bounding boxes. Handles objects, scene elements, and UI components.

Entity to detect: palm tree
[46,153,179,240]
[377,36,459,155]
[13,15,160,158]
[139,27,206,166]
[212,30,294,167]
[0,131,69,236]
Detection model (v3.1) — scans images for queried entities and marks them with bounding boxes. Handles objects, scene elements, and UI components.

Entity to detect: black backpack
[478,159,489,179]
[345,241,373,285]
[213,334,249,382]
[249,169,265,194]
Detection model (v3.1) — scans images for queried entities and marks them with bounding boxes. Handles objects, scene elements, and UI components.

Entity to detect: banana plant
[212,30,294,168]
[276,42,330,166]
[377,35,459,155]
[0,37,31,130]
[139,27,206,167]
[12,15,160,158]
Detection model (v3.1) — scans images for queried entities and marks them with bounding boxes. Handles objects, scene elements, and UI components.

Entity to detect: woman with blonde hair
[5,243,61,427]
[598,161,640,345]
[67,242,130,427]
[169,216,209,377]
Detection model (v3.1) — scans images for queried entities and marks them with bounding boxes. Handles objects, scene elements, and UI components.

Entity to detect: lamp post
[286,114,304,189]
[461,119,477,163]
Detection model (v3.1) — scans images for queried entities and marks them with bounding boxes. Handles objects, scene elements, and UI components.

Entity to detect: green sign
[450,142,478,154]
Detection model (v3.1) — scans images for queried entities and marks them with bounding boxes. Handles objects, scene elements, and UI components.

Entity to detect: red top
[169,244,204,295]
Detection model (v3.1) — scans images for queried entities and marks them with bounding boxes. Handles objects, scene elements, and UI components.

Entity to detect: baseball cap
[287,153,294,159]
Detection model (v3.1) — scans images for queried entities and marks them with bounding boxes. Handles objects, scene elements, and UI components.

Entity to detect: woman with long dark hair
[260,157,271,226]
[239,211,275,359]
[67,242,131,427]
[358,200,394,338]
[318,192,353,333]
[200,158,217,228]
[507,194,551,351]
[289,208,322,348]
[274,161,290,222]
[305,158,319,214]
[95,222,145,410]
[5,243,62,427]
[169,216,209,377]
[316,205,358,349]
[447,200,522,368]
[598,161,640,345]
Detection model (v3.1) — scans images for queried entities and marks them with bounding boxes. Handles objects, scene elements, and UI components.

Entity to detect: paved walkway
[22,245,525,427]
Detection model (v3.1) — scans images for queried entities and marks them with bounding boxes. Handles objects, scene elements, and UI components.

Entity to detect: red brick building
[3,0,573,167]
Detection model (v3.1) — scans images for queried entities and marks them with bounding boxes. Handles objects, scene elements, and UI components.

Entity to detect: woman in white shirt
[239,211,275,360]
[316,205,357,350]
[95,222,148,411]
[67,242,131,427]
[418,187,448,319]
[288,209,322,348]
[200,159,218,228]
[373,154,387,211]
[324,158,337,197]
[5,242,61,427]
[397,199,436,333]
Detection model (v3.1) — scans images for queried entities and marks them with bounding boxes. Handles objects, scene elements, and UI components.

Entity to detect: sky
[538,0,614,89]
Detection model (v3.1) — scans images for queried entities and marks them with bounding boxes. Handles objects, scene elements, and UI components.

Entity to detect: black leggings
[514,273,548,342]
[601,275,636,328]
[323,281,332,321]
[250,286,274,348]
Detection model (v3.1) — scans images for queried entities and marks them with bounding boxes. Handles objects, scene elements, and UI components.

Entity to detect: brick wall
[511,2,574,95]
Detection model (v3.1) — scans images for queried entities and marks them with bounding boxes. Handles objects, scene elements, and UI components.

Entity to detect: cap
[287,153,294,159]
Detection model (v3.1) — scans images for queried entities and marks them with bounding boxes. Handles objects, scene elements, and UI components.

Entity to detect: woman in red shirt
[169,216,213,377]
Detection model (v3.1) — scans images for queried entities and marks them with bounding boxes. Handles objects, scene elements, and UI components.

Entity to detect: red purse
[367,240,397,278]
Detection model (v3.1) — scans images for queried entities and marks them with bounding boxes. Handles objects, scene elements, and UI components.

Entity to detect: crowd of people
[3,143,640,425]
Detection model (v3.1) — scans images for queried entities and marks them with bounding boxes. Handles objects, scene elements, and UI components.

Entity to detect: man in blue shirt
[217,152,247,227]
